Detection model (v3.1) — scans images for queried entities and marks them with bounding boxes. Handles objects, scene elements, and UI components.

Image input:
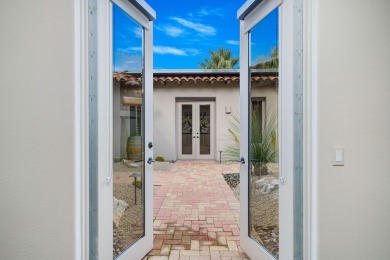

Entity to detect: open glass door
[238,0,298,259]
[94,0,155,259]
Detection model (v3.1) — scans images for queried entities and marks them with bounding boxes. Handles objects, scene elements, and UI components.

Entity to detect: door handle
[237,157,245,164]
[250,159,260,163]
[133,159,143,163]
[147,157,156,164]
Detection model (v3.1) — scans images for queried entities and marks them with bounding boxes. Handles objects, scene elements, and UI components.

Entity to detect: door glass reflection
[112,3,144,258]
[199,105,211,155]
[182,104,193,155]
[248,8,280,258]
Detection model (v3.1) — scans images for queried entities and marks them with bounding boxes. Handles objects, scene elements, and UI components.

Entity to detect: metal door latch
[237,157,245,164]
[147,157,156,164]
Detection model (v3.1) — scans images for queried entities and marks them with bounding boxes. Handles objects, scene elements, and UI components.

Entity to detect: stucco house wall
[153,80,277,161]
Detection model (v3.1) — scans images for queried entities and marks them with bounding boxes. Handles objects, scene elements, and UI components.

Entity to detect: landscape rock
[122,159,138,168]
[255,176,279,194]
[113,197,128,228]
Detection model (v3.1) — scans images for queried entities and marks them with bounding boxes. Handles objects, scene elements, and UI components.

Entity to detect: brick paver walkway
[144,160,249,260]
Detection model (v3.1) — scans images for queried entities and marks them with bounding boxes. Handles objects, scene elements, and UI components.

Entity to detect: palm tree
[199,47,239,69]
[252,46,278,69]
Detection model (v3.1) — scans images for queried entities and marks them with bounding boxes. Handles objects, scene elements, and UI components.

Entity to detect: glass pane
[248,8,280,258]
[199,105,211,155]
[112,3,144,258]
[182,104,193,154]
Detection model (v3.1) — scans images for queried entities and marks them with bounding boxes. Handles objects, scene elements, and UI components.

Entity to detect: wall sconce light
[225,106,231,114]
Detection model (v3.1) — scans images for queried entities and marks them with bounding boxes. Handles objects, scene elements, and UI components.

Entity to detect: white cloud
[113,49,142,71]
[128,47,142,52]
[197,8,223,17]
[132,27,143,38]
[170,17,216,36]
[226,40,239,45]
[154,46,199,56]
[165,26,185,37]
[156,25,185,37]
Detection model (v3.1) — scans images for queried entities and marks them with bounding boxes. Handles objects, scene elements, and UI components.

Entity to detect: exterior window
[251,98,266,132]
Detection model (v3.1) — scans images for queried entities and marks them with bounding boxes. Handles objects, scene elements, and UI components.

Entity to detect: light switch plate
[332,146,344,166]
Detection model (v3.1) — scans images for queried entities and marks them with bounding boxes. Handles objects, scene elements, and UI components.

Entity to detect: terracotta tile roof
[113,70,278,86]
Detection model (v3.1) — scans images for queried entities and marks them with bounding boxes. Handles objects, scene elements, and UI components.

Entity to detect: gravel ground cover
[112,161,174,257]
[222,164,280,258]
[250,175,279,258]
[113,183,144,257]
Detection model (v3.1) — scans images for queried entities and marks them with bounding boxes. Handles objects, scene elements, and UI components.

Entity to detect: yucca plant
[251,105,278,175]
[224,112,241,159]
[225,106,278,175]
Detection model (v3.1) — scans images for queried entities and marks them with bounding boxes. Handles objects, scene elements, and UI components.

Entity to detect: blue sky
[113,1,278,70]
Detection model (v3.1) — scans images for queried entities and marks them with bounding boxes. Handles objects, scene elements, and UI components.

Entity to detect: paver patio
[143,160,249,260]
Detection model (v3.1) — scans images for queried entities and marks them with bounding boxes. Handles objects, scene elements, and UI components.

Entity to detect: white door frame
[75,0,318,259]
[95,0,155,259]
[238,0,295,259]
[177,101,215,160]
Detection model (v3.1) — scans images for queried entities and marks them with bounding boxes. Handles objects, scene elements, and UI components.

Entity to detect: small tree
[199,47,239,69]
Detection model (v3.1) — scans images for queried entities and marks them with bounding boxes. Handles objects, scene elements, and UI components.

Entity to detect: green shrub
[155,155,165,162]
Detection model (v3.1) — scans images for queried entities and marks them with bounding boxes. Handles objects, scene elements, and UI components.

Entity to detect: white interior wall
[316,0,390,259]
[0,1,76,259]
[153,81,277,161]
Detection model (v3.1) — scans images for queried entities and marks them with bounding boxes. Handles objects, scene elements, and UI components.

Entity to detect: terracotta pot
[127,136,142,160]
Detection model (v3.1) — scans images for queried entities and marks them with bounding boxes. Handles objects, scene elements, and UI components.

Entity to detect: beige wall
[0,1,76,259]
[316,0,390,259]
[153,81,277,161]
